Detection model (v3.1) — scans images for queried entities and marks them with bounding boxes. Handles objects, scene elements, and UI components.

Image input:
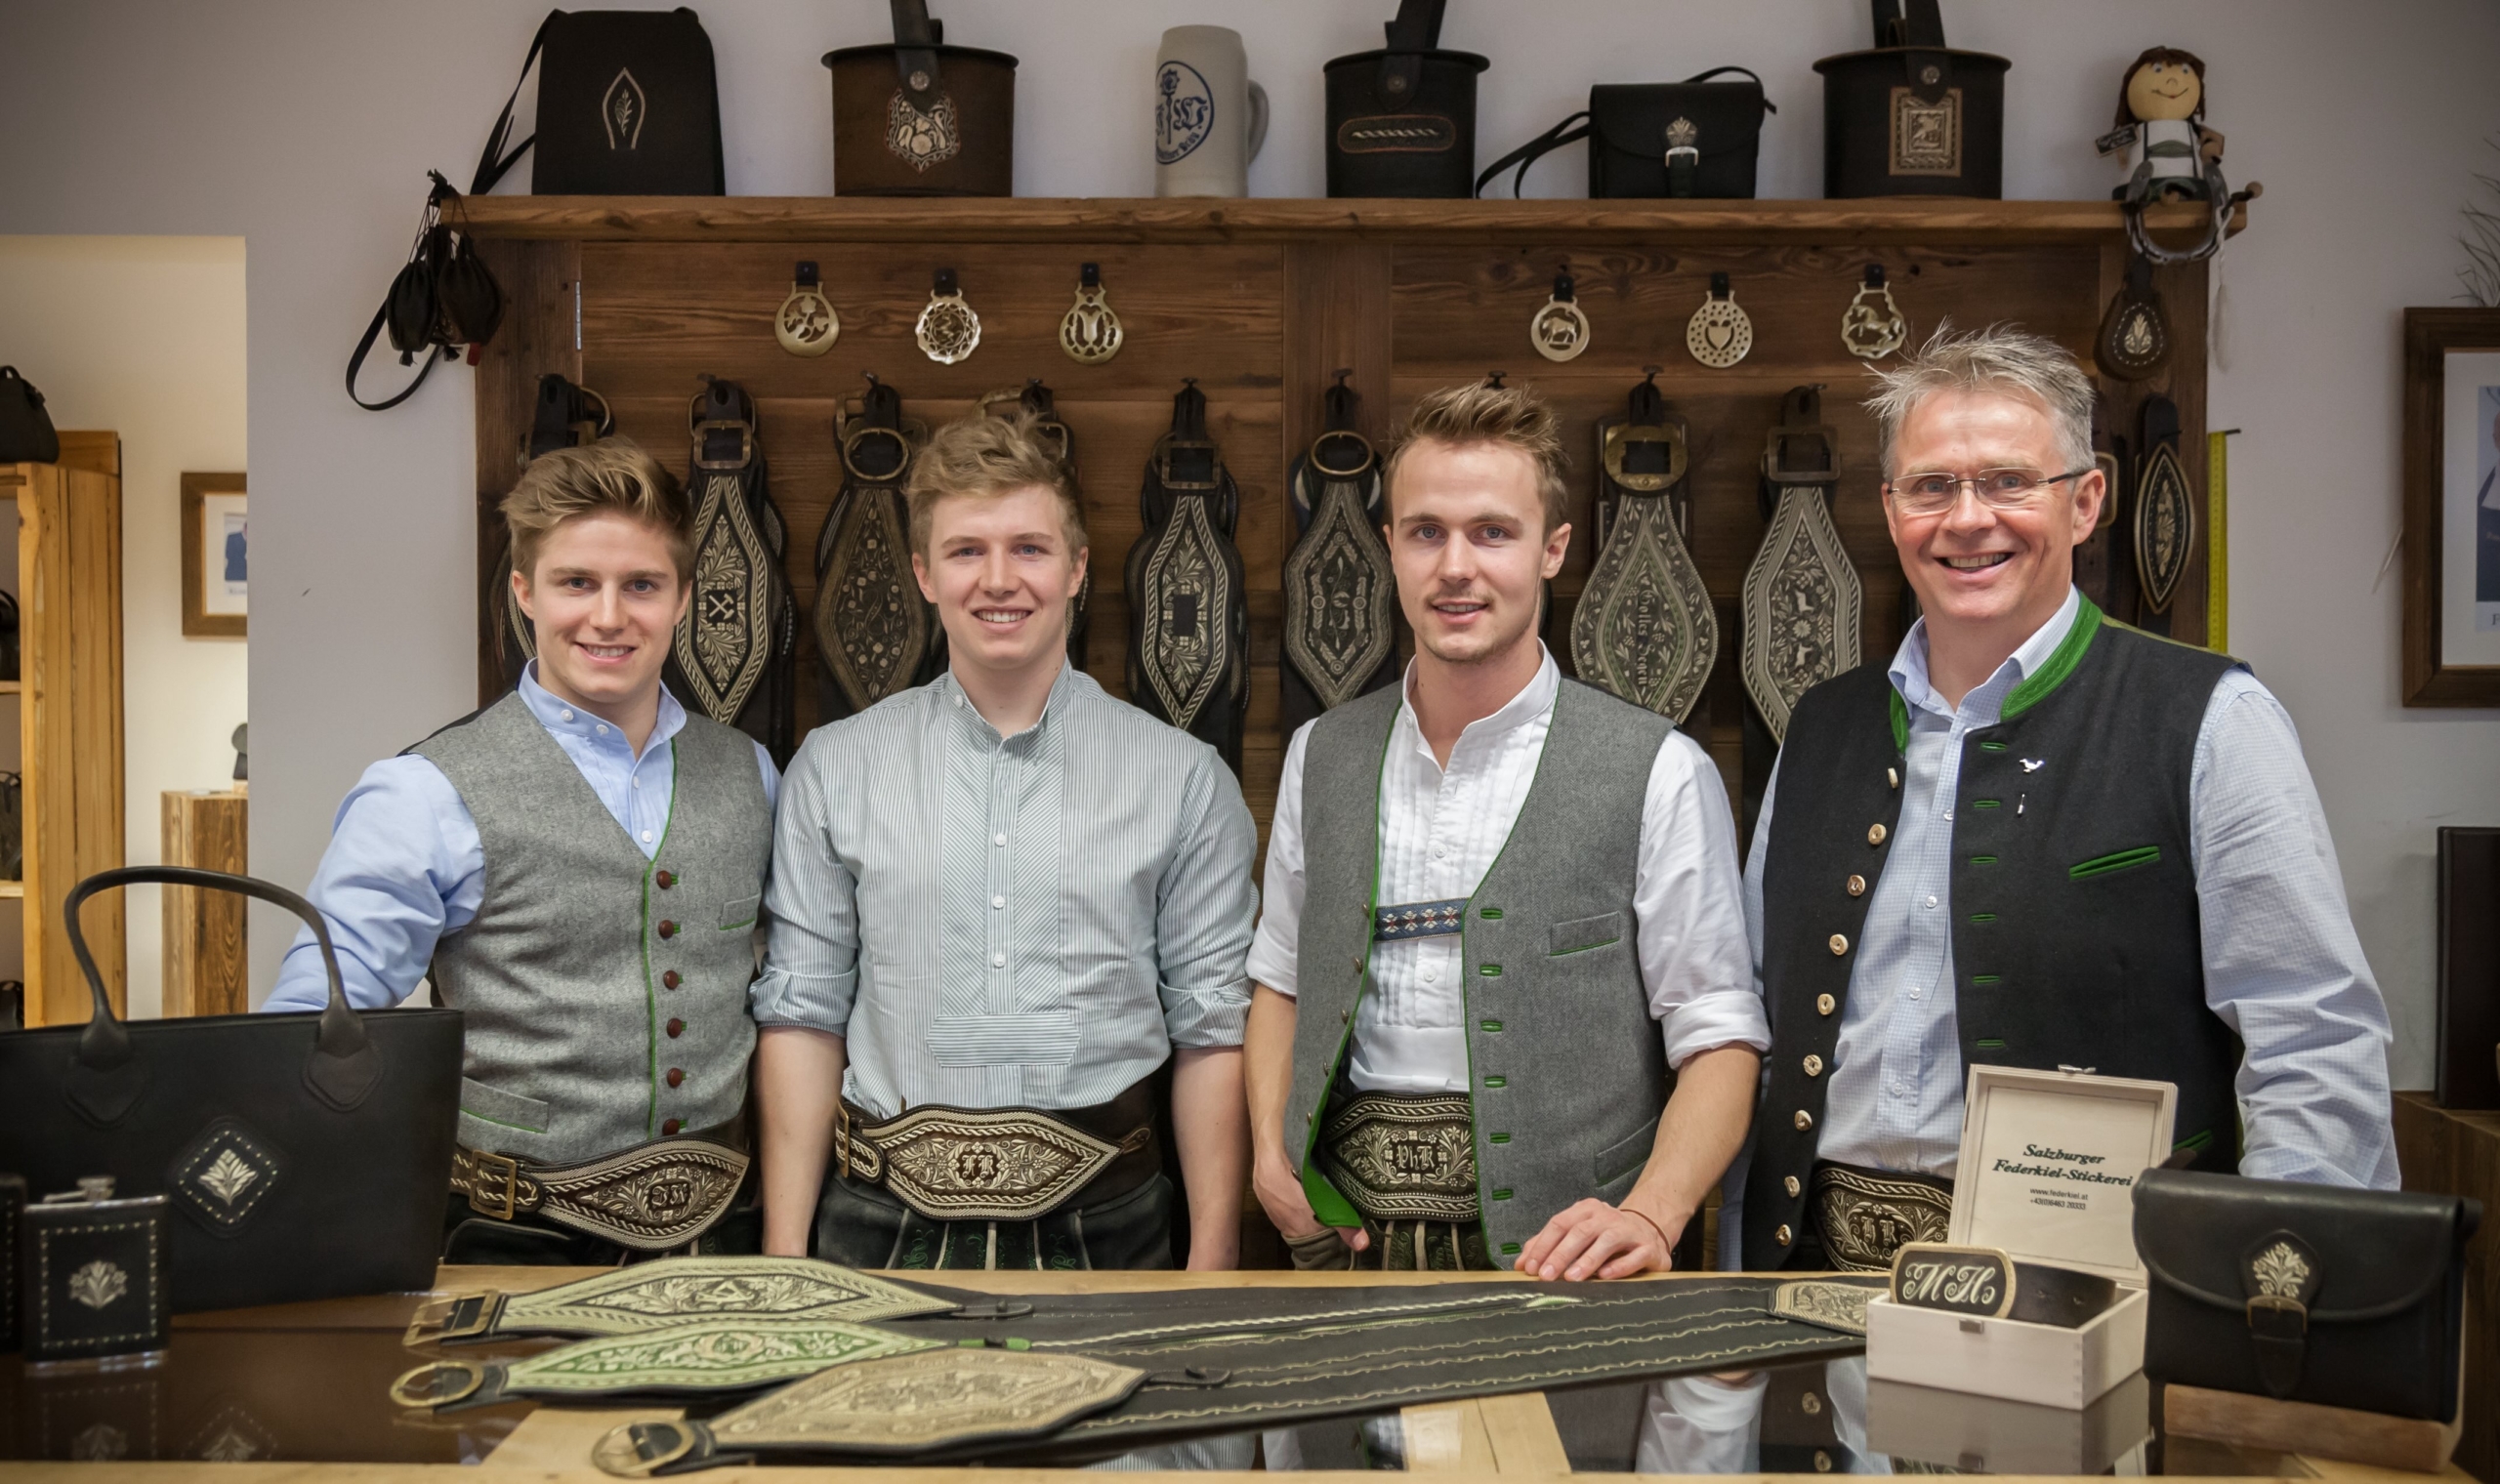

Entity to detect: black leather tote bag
[2134,1168,2479,1422]
[0,868,464,1312]
[472,9,726,195]
[1478,68,1774,199]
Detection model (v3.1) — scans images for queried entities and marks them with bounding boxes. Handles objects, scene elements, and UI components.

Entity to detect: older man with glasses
[1729,325,2396,1276]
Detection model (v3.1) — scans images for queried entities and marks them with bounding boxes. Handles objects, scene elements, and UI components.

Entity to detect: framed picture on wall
[2402,309,2500,704]
[182,471,246,638]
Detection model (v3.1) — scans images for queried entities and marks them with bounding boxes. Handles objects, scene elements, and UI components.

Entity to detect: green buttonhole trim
[1490,1189,1514,1201]
[1972,799,2002,809]
[1488,1133,1512,1144]
[1480,1019,1503,1033]
[1483,1075,1508,1089]
[1479,964,1503,976]
[1979,740,2008,752]
[1501,1242,1522,1255]
[2070,845,2162,880]
[1479,907,1504,919]
[1971,974,2002,985]
[1976,1038,2008,1051]
[1969,912,1998,924]
[1969,854,1997,865]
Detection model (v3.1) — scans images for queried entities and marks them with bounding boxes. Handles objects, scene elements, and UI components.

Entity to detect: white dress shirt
[1248,647,1769,1092]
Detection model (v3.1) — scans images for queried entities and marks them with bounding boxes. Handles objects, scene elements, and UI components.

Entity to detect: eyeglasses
[1883,467,2094,517]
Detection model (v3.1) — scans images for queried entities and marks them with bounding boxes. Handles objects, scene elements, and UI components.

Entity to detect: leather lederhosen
[492,373,614,692]
[667,376,797,763]
[444,1121,753,1261]
[815,372,938,721]
[1124,380,1248,771]
[1280,372,1398,738]
[1571,370,1716,723]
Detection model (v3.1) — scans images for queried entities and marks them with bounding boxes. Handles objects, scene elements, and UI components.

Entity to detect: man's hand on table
[1516,1196,1681,1281]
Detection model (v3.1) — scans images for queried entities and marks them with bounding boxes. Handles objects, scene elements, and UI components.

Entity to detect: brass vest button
[1774,1223,1793,1247]
[662,1118,683,1135]
[1794,1109,1813,1132]
[1816,993,1836,1015]
[666,1067,685,1089]
[1354,957,1365,973]
[657,920,678,939]
[1804,1054,1824,1077]
[1815,1449,1834,1471]
[662,969,682,990]
[1340,1010,1350,1024]
[1802,1391,1823,1417]
[1828,933,1850,956]
[1888,767,1899,789]
[656,870,676,889]
[666,1017,686,1039]
[1784,1175,1802,1198]
[1867,823,1888,846]
[1846,874,1866,897]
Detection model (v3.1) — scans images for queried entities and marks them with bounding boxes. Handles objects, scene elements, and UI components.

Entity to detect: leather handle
[1474,112,1589,199]
[1376,0,1445,104]
[468,13,553,196]
[64,866,379,1113]
[1871,0,1946,47]
[890,0,942,102]
[1679,64,1776,111]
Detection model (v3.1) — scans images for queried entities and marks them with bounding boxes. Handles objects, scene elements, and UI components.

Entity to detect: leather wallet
[2133,1169,2479,1422]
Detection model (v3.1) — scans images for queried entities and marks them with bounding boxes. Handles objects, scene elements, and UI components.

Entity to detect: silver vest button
[1794,1109,1813,1132]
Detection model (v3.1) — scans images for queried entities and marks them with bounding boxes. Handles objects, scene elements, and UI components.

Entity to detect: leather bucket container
[1814,0,2007,198]
[824,1,1016,197]
[1323,0,1488,198]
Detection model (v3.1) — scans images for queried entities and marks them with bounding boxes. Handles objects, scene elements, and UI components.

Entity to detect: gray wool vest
[1283,678,1675,1262]
[416,692,772,1166]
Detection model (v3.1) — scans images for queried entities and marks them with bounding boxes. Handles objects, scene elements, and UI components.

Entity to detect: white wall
[2,1,2496,1084]
[0,236,249,1018]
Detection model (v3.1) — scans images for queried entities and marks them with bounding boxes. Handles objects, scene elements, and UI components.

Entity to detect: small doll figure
[2100,47,2224,206]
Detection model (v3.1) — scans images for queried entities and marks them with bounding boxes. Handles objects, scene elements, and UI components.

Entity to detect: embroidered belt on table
[1810,1161,1954,1273]
[1317,1091,1479,1224]
[834,1101,1154,1223]
[450,1136,750,1252]
[1372,898,1468,941]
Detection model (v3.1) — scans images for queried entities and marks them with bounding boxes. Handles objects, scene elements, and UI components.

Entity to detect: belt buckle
[1601,421,1687,492]
[839,422,912,483]
[1761,422,1840,487]
[692,417,754,473]
[469,1151,521,1221]
[1155,435,1224,493]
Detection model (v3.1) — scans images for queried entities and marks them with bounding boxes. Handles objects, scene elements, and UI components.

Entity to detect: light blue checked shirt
[1721,590,2396,1256]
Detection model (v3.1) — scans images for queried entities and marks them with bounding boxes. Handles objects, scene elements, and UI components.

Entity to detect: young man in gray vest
[1244,382,1768,1277]
[266,441,778,1263]
[752,413,1258,1271]
[1734,326,2397,1276]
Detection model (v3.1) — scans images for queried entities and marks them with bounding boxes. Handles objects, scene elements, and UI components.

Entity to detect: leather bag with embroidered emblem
[824,0,1016,197]
[670,377,797,763]
[1477,69,1775,200]
[1126,381,1248,770]
[470,9,725,196]
[0,868,463,1312]
[1814,0,2008,199]
[816,374,938,721]
[1572,371,1717,723]
[2134,1168,2479,1423]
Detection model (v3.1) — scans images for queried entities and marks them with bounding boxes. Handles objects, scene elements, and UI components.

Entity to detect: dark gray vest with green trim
[1285,678,1674,1261]
[1744,605,2243,1269]
[416,692,771,1166]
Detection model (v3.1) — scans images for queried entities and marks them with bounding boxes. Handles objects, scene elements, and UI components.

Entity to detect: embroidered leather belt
[1317,1091,1479,1224]
[451,1135,750,1252]
[1372,898,1467,941]
[1810,1160,1954,1273]
[835,1083,1157,1223]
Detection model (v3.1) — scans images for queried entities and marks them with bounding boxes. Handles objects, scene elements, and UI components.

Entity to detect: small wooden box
[1866,1066,2176,1409]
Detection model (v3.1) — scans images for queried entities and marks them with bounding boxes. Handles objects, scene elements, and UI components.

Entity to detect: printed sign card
[1951,1066,2176,1284]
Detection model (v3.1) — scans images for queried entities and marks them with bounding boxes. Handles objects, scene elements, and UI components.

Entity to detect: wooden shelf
[453,194,2247,246]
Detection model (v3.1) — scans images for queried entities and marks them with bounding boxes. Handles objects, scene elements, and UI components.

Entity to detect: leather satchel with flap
[1478,68,1774,199]
[2133,1168,2479,1423]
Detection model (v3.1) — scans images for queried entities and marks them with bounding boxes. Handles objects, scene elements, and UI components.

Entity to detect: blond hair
[1864,323,2097,479]
[501,439,693,582]
[1383,381,1570,531]
[905,412,1087,556]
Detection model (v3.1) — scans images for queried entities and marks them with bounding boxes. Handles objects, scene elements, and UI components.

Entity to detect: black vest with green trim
[1284,678,1674,1263]
[1743,600,2244,1269]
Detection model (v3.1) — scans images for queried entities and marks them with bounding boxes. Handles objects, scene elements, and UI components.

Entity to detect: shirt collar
[936,661,1080,747]
[519,660,686,759]
[1889,586,2082,724]
[1396,645,1560,758]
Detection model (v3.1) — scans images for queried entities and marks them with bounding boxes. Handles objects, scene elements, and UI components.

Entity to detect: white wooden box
[1864,1065,2175,1409]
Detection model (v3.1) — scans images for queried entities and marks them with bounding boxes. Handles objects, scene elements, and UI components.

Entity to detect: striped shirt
[750,664,1259,1117]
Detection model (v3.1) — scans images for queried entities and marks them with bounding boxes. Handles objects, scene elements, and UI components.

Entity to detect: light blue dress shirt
[1720,590,2397,1263]
[262,663,778,1012]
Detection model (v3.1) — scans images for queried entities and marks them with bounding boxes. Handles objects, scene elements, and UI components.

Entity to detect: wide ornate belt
[1809,1161,1954,1273]
[1317,1091,1479,1224]
[835,1099,1154,1223]
[450,1135,749,1252]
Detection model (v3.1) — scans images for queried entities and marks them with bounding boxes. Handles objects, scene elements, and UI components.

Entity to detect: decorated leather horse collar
[1740,385,1862,745]
[495,373,614,687]
[668,376,796,760]
[1282,371,1397,733]
[1125,379,1248,770]
[814,372,937,721]
[1571,368,1717,722]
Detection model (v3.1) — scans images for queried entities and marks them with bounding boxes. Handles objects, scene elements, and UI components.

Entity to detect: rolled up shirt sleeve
[1243,722,1311,999]
[749,736,861,1035]
[1153,750,1260,1048]
[262,756,483,1013]
[1638,730,1772,1070]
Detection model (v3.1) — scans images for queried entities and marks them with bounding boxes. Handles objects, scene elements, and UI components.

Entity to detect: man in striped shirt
[752,412,1259,1271]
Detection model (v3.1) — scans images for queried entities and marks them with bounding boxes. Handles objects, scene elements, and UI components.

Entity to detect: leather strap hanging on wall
[815,373,937,721]
[1125,380,1248,770]
[986,380,1091,665]
[1281,372,1398,737]
[2134,393,2194,620]
[495,373,615,690]
[1571,370,1717,723]
[1740,386,1862,745]
[668,376,797,762]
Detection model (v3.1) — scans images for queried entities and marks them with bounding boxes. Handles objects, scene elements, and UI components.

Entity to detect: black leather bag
[0,868,464,1313]
[1323,0,1488,198]
[0,367,61,465]
[2134,1168,2479,1423]
[472,9,726,196]
[1477,69,1773,199]
[1813,0,2008,199]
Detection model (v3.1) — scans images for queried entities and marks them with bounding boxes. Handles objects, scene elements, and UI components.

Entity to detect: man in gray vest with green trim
[267,441,777,1264]
[1245,382,1768,1276]
[1733,326,2396,1275]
